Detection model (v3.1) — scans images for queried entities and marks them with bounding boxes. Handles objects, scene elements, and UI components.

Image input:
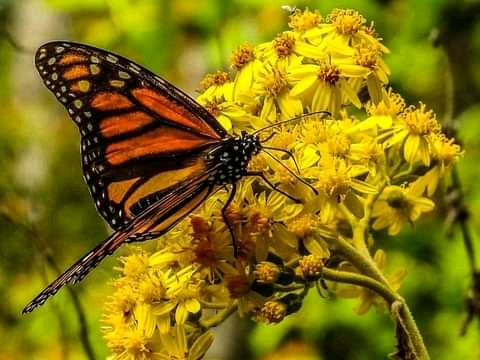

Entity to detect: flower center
[231,43,256,70]
[263,68,288,97]
[318,62,341,85]
[288,9,322,32]
[273,33,296,57]
[329,9,365,35]
[402,103,441,135]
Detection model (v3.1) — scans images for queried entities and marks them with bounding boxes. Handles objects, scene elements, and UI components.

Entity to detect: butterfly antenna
[262,149,318,195]
[253,111,331,136]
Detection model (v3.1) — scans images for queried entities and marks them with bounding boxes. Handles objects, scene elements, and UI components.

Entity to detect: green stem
[327,180,429,358]
[391,300,431,360]
[200,303,238,329]
[322,268,396,303]
[322,268,430,359]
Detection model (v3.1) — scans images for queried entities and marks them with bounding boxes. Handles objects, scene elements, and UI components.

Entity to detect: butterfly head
[205,132,261,186]
[239,130,262,157]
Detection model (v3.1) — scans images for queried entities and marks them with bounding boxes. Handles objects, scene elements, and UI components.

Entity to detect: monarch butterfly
[23,41,315,314]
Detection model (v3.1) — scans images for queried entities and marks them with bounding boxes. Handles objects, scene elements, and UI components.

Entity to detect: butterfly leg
[221,184,239,257]
[246,171,302,203]
[260,149,318,195]
[262,146,301,173]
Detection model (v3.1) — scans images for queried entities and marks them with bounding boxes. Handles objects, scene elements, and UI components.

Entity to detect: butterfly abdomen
[205,132,261,186]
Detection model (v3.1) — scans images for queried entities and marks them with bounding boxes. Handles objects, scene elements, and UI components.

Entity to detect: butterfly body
[23,41,269,314]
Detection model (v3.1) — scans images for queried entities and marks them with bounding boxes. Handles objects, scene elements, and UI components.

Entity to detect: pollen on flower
[431,133,462,163]
[301,121,328,144]
[106,282,136,317]
[354,44,381,69]
[317,157,352,200]
[367,89,405,116]
[318,62,341,85]
[254,261,280,283]
[249,211,270,233]
[190,215,235,270]
[224,202,243,226]
[253,300,287,324]
[272,33,296,58]
[203,99,221,117]
[329,8,365,35]
[100,8,463,358]
[105,326,151,359]
[402,103,441,135]
[298,254,324,279]
[265,127,297,149]
[263,67,289,97]
[275,165,297,187]
[288,9,322,32]
[199,71,230,92]
[323,126,351,157]
[120,250,150,279]
[123,329,151,357]
[137,275,165,304]
[363,21,379,37]
[230,43,256,70]
[288,214,315,238]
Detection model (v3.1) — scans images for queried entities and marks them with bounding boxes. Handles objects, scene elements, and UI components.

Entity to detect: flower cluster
[102,8,461,359]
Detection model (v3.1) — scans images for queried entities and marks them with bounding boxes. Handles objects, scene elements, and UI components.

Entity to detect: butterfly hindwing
[35,41,227,230]
[22,175,217,313]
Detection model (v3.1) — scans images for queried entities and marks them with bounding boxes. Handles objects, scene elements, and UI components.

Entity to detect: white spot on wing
[106,54,118,63]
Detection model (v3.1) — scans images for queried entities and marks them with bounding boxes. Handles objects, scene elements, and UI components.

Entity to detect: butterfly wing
[24,42,231,312]
[35,41,228,230]
[22,173,219,313]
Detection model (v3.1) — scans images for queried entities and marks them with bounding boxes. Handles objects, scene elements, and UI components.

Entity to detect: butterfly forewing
[35,41,227,230]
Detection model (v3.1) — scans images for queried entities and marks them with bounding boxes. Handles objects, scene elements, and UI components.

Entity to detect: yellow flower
[385,102,441,166]
[288,57,368,115]
[252,300,287,324]
[288,8,323,33]
[196,96,262,133]
[242,189,302,260]
[287,213,333,258]
[197,70,233,101]
[349,138,385,176]
[353,43,391,104]
[252,61,303,122]
[257,32,303,66]
[161,266,203,325]
[410,133,463,196]
[230,42,264,99]
[159,325,214,360]
[372,185,435,235]
[118,248,150,280]
[324,9,389,53]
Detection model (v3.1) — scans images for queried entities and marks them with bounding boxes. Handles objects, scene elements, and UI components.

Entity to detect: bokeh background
[1,0,480,359]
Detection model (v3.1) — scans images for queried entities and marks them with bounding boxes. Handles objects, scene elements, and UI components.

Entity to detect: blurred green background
[1,0,480,359]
